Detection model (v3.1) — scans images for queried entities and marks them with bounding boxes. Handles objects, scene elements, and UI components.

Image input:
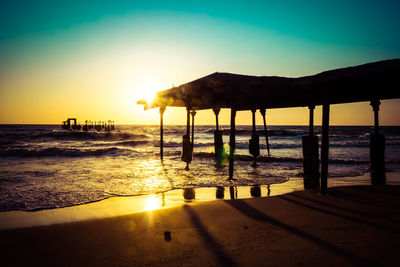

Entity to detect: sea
[1,124,400,212]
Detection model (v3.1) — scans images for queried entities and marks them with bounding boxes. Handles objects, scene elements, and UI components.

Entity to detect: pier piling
[370,100,386,184]
[213,108,223,165]
[191,110,196,145]
[249,109,260,167]
[260,109,270,156]
[320,104,330,195]
[229,108,236,180]
[182,107,192,170]
[302,105,319,190]
[160,107,165,161]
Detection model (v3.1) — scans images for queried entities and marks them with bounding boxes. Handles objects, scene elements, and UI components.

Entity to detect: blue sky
[1,0,399,124]
[2,1,399,48]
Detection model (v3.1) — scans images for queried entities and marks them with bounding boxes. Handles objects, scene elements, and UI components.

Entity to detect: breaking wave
[0,147,129,157]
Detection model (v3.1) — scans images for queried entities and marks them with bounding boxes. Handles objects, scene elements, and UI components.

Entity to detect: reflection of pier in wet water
[180,184,274,203]
[146,185,276,209]
[139,59,400,194]
[150,185,278,211]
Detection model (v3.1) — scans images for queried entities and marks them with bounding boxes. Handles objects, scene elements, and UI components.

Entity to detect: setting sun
[132,74,170,110]
[140,81,160,106]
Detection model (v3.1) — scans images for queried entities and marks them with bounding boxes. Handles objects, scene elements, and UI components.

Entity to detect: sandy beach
[1,173,399,266]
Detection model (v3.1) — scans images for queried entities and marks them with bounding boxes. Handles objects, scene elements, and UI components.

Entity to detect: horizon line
[1,123,399,127]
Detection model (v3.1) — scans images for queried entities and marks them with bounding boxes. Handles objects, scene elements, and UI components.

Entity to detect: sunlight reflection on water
[2,124,399,212]
[144,194,163,211]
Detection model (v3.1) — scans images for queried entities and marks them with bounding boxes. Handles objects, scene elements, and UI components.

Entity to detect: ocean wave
[329,141,370,148]
[44,130,150,141]
[0,193,111,212]
[203,128,306,137]
[193,152,303,163]
[0,147,129,157]
[153,140,384,149]
[93,140,151,147]
[329,159,369,165]
[154,141,181,148]
[192,151,376,165]
[154,141,217,148]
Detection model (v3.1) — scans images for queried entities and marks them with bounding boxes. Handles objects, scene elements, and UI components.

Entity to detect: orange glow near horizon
[1,44,399,125]
[1,55,400,126]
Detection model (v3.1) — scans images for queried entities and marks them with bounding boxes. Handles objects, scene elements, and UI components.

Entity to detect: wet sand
[0,178,304,230]
[1,173,399,266]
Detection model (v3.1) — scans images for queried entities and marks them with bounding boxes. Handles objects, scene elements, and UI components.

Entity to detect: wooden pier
[61,118,115,132]
[138,59,400,194]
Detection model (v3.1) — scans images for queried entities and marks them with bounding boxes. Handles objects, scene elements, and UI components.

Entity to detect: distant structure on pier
[138,58,400,194]
[61,118,115,132]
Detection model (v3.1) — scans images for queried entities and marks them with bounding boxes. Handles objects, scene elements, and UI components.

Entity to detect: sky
[1,0,400,125]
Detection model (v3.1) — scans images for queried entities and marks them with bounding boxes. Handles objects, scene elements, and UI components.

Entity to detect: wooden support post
[370,100,385,184]
[159,107,166,161]
[252,109,256,133]
[371,100,380,135]
[190,110,196,145]
[213,108,223,164]
[302,105,319,190]
[260,109,270,156]
[250,109,259,167]
[186,107,190,170]
[186,107,190,136]
[309,105,315,136]
[213,108,220,131]
[229,108,236,180]
[182,106,192,170]
[320,104,330,195]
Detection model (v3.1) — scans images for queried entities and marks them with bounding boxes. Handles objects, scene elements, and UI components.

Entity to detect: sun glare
[144,194,162,211]
[142,90,157,105]
[137,77,165,106]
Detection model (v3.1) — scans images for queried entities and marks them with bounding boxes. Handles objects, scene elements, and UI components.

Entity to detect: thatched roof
[138,59,400,110]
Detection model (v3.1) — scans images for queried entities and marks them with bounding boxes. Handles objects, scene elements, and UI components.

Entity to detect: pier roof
[139,58,400,110]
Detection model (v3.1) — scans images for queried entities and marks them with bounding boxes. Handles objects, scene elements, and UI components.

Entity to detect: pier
[61,118,115,132]
[138,59,400,194]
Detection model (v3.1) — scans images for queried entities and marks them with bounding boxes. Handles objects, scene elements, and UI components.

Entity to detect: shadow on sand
[183,204,235,266]
[224,199,375,266]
